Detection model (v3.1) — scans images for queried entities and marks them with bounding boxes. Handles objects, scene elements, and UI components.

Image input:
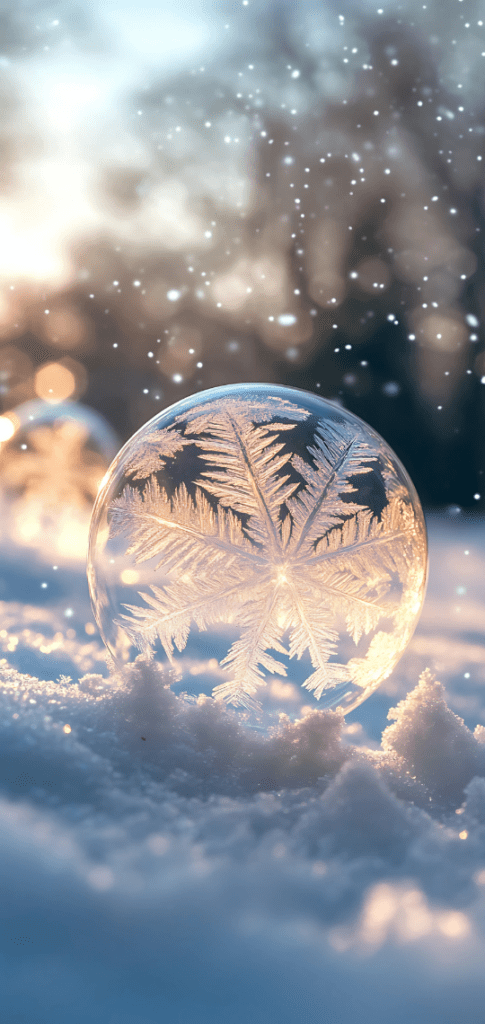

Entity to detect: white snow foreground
[1,659,485,1023]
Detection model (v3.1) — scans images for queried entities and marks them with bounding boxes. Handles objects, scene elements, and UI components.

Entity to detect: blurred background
[0,0,484,511]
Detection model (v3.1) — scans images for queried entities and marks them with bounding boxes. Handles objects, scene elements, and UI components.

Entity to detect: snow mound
[2,655,485,1022]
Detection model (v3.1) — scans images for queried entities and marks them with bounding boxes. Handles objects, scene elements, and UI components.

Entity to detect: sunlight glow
[0,416,15,443]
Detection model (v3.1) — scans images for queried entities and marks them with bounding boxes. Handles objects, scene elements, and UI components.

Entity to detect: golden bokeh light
[416,312,467,353]
[120,568,140,585]
[212,266,252,312]
[35,362,76,402]
[355,882,471,949]
[0,415,15,442]
[438,911,470,939]
[34,358,87,403]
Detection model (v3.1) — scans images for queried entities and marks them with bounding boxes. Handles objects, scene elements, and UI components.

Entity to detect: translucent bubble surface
[88,384,427,722]
[0,400,119,563]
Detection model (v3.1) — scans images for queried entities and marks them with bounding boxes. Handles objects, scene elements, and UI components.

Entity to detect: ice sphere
[88,384,427,723]
[0,399,119,563]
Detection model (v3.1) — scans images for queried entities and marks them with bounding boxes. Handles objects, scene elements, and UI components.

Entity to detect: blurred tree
[0,0,484,507]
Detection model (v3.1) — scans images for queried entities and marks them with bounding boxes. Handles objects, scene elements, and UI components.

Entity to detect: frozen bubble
[0,400,119,564]
[88,384,427,728]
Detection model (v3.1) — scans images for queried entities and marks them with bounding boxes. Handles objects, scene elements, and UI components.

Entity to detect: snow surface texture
[2,514,485,1023]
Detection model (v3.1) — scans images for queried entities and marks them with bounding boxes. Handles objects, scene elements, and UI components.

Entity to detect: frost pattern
[123,426,192,480]
[1,420,106,510]
[109,397,424,708]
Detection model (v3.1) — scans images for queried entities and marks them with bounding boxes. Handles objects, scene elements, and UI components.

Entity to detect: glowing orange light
[438,911,470,938]
[0,416,15,442]
[34,362,77,403]
[120,568,140,585]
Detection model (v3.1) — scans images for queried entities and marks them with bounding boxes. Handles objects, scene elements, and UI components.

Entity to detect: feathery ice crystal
[0,399,119,562]
[88,384,427,722]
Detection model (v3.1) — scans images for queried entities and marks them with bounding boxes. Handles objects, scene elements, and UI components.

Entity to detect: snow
[2,513,485,1022]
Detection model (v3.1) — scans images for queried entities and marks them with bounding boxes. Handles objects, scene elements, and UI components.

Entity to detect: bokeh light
[0,415,15,443]
[0,0,483,509]
[34,359,87,404]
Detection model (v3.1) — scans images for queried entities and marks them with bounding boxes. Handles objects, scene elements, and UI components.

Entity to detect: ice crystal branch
[109,399,423,708]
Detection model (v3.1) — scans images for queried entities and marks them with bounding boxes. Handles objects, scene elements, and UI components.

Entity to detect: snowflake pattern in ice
[2,419,105,509]
[0,401,119,562]
[88,385,427,716]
